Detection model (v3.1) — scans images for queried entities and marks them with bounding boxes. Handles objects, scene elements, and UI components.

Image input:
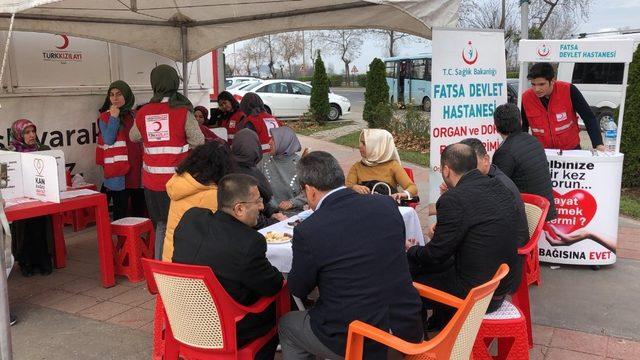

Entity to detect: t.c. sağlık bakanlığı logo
[462,41,478,65]
[537,43,551,57]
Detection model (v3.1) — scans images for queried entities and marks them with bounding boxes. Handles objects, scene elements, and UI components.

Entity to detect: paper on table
[59,189,99,200]
[4,197,40,208]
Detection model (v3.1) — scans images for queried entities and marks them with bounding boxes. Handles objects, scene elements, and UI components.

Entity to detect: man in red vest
[130,65,204,259]
[521,63,604,151]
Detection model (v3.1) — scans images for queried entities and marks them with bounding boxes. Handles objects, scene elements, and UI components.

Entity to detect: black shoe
[39,262,53,276]
[20,264,34,277]
[9,314,17,326]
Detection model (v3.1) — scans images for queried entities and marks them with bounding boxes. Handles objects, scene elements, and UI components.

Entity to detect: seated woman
[346,129,417,202]
[7,119,53,276]
[193,105,221,142]
[260,126,307,213]
[231,129,286,228]
[214,91,245,143]
[162,141,234,262]
[96,80,146,220]
[239,92,282,153]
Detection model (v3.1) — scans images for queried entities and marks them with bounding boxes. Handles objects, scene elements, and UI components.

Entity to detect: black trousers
[108,188,146,220]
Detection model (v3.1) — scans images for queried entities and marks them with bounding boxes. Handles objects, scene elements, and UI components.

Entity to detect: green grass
[331,131,429,167]
[292,121,354,136]
[620,193,640,219]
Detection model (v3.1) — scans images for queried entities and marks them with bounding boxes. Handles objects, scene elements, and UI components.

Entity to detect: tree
[310,52,331,124]
[320,30,364,86]
[371,29,410,57]
[259,34,279,78]
[277,32,303,77]
[620,46,640,187]
[363,58,390,128]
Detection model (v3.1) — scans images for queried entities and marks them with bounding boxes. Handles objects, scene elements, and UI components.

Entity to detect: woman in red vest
[193,105,222,142]
[239,92,282,153]
[215,91,245,144]
[96,81,145,220]
[129,65,204,260]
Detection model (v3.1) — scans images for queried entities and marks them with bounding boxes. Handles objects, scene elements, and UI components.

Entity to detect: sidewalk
[5,135,640,359]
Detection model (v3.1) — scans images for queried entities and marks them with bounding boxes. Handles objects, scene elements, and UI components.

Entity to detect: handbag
[358,180,420,207]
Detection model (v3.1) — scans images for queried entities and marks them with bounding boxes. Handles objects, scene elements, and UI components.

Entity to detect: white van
[556,30,640,130]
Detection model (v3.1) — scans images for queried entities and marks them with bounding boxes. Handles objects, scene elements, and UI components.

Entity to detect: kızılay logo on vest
[537,43,551,57]
[462,41,478,65]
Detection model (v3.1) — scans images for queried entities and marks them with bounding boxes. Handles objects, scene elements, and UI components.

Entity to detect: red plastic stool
[62,184,98,231]
[111,217,155,282]
[472,300,530,360]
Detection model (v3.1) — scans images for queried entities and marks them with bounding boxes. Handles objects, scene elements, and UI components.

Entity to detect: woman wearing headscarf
[346,129,417,202]
[259,127,307,213]
[96,80,145,220]
[193,105,221,142]
[231,129,286,228]
[239,92,282,153]
[7,119,53,277]
[129,64,204,260]
[214,91,245,143]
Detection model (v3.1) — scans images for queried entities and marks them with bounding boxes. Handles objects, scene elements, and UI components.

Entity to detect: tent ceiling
[0,1,460,61]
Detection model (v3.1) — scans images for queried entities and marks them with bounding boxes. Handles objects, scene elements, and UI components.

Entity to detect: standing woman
[96,80,145,220]
[130,64,204,260]
[260,127,307,214]
[215,91,244,143]
[8,119,53,276]
[239,92,282,153]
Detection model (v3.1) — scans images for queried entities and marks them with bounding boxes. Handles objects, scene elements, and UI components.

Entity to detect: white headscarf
[360,129,401,167]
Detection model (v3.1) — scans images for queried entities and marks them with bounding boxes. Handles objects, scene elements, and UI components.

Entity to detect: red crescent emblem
[55,35,69,50]
[153,121,162,131]
[462,49,478,65]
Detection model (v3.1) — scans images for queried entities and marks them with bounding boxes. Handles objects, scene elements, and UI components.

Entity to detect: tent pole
[181,24,189,98]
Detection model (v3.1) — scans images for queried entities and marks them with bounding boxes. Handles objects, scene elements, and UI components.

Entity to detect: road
[333,87,365,113]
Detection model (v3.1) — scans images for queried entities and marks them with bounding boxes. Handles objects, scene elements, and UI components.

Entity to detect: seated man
[279,151,423,359]
[492,103,557,221]
[407,144,519,329]
[173,173,284,360]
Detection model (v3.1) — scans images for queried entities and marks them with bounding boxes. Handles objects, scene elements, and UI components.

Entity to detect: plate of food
[265,231,293,244]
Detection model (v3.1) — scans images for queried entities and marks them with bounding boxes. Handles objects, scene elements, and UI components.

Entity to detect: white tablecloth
[259,206,424,273]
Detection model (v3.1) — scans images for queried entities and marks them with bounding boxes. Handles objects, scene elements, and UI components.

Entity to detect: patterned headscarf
[10,119,43,152]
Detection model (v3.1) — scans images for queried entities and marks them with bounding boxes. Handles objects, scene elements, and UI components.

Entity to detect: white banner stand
[518,39,634,265]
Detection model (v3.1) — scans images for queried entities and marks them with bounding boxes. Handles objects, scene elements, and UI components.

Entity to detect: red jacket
[96,112,142,188]
[135,102,190,191]
[218,109,245,144]
[243,112,283,153]
[522,81,580,150]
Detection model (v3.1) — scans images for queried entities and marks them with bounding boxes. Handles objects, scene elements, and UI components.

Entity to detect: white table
[259,206,424,273]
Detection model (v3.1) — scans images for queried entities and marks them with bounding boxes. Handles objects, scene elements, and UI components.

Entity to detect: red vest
[96,112,131,178]
[219,109,245,144]
[135,102,189,191]
[522,81,580,150]
[243,112,282,153]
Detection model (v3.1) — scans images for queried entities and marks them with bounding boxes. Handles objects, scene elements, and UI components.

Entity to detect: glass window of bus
[411,59,426,80]
[385,61,396,78]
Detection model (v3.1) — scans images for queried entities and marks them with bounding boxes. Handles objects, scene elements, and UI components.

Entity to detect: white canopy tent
[0,1,461,359]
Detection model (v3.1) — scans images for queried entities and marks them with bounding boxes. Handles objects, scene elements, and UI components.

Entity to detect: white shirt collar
[161,97,169,103]
[315,186,346,210]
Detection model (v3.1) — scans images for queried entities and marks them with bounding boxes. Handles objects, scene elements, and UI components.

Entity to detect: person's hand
[405,238,418,251]
[390,192,407,202]
[544,224,585,246]
[439,182,449,194]
[595,145,606,152]
[279,200,294,211]
[352,185,370,194]
[271,212,288,221]
[109,104,120,119]
[426,222,436,239]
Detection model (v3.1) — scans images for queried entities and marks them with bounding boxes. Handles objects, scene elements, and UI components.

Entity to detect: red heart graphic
[550,189,597,233]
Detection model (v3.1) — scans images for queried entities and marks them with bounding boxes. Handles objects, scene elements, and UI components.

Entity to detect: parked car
[506,79,519,105]
[229,79,351,121]
[225,76,260,89]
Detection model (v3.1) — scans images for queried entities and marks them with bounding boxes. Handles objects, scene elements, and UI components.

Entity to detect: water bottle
[603,119,617,154]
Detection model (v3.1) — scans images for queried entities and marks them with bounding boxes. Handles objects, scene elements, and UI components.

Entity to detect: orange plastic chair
[472,194,550,358]
[141,259,290,360]
[345,264,509,360]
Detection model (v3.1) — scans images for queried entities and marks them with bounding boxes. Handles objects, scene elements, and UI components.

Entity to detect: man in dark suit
[172,173,284,360]
[407,144,519,329]
[279,151,423,360]
[492,103,557,221]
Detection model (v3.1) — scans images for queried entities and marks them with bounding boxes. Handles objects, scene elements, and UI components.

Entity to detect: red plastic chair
[403,167,419,209]
[472,194,550,358]
[141,259,290,360]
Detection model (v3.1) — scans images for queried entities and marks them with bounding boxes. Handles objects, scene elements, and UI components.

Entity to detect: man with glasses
[172,173,284,360]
